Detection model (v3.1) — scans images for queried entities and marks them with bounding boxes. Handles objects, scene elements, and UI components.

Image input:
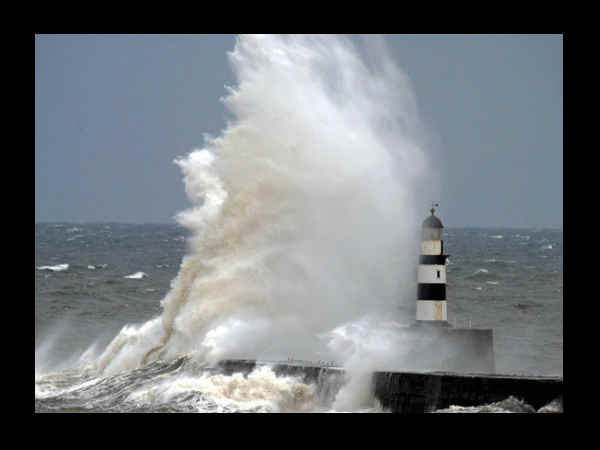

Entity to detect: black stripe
[419,255,447,265]
[413,320,450,327]
[417,283,446,300]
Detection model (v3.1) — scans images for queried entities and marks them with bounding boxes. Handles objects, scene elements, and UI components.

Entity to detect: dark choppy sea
[35,223,562,413]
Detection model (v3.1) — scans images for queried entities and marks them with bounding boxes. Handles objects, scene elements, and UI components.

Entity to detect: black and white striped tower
[416,204,449,326]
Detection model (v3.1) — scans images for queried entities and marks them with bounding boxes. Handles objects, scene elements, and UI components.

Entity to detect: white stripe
[421,240,442,255]
[416,300,447,321]
[418,265,446,283]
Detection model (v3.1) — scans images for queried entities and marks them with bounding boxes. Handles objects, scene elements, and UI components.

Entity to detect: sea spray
[85,35,434,406]
[324,316,415,410]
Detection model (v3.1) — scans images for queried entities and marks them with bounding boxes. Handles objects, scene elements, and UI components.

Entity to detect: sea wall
[214,359,562,412]
[372,370,562,413]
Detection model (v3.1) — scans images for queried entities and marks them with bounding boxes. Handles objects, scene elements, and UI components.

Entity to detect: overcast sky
[35,34,562,228]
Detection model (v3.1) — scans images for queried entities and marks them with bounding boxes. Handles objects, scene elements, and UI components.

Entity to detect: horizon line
[34,221,563,230]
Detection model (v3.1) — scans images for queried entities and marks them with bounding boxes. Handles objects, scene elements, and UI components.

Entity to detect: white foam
[324,316,414,410]
[124,272,147,279]
[489,235,503,239]
[35,374,100,400]
[537,397,563,413]
[126,366,317,412]
[37,263,69,272]
[433,404,512,413]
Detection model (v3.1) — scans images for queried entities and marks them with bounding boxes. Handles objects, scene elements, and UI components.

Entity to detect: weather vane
[431,202,439,215]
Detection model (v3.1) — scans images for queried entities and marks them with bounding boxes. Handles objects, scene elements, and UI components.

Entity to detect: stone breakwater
[212,359,563,413]
[372,370,563,413]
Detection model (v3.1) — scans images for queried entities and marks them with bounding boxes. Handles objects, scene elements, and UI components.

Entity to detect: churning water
[35,35,562,413]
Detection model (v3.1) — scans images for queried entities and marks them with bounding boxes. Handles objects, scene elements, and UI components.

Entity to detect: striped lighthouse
[416,204,449,326]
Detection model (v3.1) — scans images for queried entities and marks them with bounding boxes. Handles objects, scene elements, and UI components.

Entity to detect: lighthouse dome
[423,209,443,229]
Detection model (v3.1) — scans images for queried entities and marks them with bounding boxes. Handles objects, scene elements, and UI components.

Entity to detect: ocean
[34,223,562,413]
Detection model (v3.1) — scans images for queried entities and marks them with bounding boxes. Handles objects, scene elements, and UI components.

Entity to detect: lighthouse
[405,204,495,373]
[416,204,449,326]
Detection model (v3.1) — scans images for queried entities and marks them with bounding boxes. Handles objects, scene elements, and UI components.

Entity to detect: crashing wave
[124,272,147,279]
[433,396,536,413]
[37,263,69,272]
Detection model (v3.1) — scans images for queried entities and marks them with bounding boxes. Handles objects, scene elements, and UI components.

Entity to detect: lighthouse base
[404,324,495,374]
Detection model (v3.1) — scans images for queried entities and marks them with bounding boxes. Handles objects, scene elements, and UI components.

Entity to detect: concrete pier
[213,359,562,412]
[372,370,562,413]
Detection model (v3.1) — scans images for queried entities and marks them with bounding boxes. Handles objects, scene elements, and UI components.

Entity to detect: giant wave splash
[37,34,435,411]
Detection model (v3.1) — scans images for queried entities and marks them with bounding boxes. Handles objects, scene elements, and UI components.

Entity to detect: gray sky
[35,34,562,228]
